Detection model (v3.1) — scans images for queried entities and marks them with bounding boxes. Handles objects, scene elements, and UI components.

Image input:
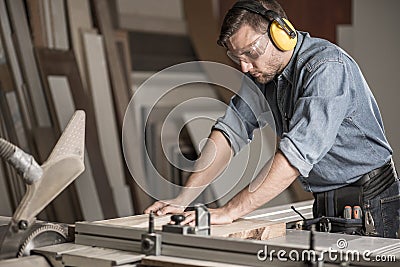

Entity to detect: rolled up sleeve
[279,60,351,177]
[214,75,272,155]
[213,102,252,155]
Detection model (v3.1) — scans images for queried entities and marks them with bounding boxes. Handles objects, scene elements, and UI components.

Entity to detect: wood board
[92,0,149,214]
[0,0,34,130]
[0,89,26,209]
[26,0,49,47]
[115,30,133,96]
[5,0,52,127]
[49,0,69,50]
[95,214,286,240]
[82,31,133,217]
[65,0,93,91]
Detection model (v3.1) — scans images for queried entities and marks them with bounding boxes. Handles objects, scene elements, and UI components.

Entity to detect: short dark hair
[218,0,287,48]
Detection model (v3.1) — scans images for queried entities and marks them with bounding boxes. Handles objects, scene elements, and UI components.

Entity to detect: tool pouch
[313,186,363,218]
[300,217,363,235]
[309,183,364,234]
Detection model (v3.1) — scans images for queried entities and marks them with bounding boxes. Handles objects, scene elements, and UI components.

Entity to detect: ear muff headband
[231,1,297,51]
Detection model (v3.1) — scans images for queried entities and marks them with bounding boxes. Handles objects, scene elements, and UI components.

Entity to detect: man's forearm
[176,130,233,205]
[222,150,299,220]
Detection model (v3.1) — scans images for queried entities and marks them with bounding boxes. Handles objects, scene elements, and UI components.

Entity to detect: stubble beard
[255,72,275,84]
[254,49,286,84]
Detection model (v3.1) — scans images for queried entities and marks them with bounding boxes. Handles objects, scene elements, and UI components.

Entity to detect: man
[145,0,399,238]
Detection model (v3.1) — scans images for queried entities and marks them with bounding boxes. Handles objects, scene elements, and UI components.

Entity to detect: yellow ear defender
[231,0,297,51]
[269,18,297,51]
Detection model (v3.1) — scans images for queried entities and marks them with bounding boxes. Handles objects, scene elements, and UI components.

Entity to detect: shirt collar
[280,31,304,84]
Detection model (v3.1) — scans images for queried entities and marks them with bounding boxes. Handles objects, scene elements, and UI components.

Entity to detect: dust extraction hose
[0,138,15,159]
[0,138,43,184]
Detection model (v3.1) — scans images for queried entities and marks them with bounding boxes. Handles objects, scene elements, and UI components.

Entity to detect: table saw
[1,200,400,267]
[0,111,399,267]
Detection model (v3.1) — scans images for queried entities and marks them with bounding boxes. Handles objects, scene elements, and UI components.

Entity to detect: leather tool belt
[309,159,397,235]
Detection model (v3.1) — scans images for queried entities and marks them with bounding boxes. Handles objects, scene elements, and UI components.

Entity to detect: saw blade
[17,224,67,257]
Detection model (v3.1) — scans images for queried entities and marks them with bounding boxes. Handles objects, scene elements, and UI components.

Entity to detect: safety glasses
[227,33,269,65]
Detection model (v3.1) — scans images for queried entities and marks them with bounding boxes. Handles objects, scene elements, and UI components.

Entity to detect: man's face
[226,24,283,84]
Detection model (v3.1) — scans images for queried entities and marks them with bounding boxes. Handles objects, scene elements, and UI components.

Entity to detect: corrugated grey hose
[0,138,14,159]
[0,138,43,184]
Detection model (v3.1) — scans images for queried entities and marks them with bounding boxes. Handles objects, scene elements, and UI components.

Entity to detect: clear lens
[226,50,242,64]
[226,33,269,65]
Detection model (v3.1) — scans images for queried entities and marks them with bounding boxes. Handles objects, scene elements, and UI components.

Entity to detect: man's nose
[240,61,253,73]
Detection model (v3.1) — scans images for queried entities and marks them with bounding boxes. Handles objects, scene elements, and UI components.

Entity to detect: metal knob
[171,214,185,225]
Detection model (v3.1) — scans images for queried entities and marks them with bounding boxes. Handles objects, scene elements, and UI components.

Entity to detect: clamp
[162,203,210,236]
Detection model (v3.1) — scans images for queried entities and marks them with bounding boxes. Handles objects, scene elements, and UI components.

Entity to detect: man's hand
[143,199,185,216]
[181,207,234,226]
[144,130,233,217]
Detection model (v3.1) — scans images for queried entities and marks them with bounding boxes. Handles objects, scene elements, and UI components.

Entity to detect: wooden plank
[26,0,48,47]
[42,0,54,48]
[49,0,69,50]
[212,219,285,240]
[35,48,118,219]
[5,0,52,127]
[0,64,14,91]
[91,0,130,130]
[115,30,133,96]
[95,214,286,240]
[66,0,93,90]
[0,80,30,158]
[82,31,133,217]
[0,94,13,216]
[92,0,149,214]
[2,91,30,151]
[94,214,171,228]
[0,158,12,216]
[0,60,32,153]
[0,89,26,208]
[0,0,35,130]
[0,21,37,160]
[0,113,14,205]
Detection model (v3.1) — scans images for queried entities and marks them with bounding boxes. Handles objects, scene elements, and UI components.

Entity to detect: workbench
[2,200,398,267]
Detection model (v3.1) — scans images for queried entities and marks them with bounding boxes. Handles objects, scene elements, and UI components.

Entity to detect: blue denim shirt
[214,31,392,193]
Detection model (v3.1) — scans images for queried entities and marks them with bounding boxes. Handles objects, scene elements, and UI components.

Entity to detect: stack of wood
[0,0,145,223]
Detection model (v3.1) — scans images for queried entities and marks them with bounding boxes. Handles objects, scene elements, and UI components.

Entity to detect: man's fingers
[143,201,168,214]
[182,211,196,225]
[144,200,186,216]
[156,207,167,215]
[158,205,181,215]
